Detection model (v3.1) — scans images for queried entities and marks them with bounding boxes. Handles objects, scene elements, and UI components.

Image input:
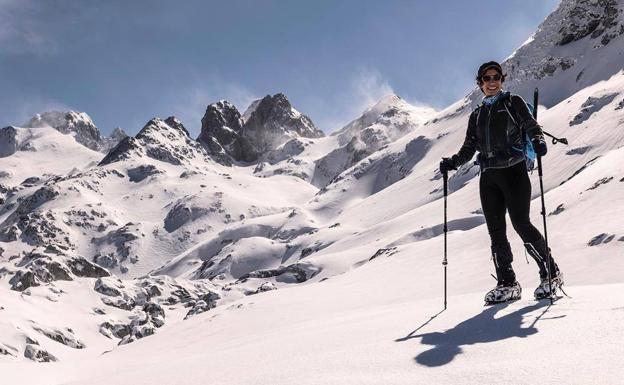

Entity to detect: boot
[524,237,563,299]
[485,281,522,305]
[492,241,516,285]
[534,270,564,299]
[485,241,520,304]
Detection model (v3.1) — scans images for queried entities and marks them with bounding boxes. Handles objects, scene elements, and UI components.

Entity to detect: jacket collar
[482,90,510,107]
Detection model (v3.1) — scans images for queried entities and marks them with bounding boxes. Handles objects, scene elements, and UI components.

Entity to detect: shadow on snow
[396,301,562,367]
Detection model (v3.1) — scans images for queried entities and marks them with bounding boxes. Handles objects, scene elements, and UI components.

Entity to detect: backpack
[504,98,537,172]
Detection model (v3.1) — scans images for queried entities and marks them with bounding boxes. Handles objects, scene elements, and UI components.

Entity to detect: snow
[3,278,624,384]
[1,1,624,383]
[0,126,102,186]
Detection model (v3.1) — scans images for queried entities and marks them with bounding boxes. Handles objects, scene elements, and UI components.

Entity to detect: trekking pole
[543,130,568,145]
[533,88,553,304]
[443,170,448,310]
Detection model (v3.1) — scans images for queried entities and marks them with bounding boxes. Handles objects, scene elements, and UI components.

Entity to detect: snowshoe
[484,281,521,305]
[534,270,564,300]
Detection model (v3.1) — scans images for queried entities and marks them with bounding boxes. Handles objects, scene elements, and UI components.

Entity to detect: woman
[439,61,563,304]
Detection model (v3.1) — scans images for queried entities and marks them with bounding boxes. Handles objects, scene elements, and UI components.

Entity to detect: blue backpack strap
[504,95,536,171]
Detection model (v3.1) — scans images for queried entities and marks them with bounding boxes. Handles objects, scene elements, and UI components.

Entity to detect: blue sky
[0,0,560,136]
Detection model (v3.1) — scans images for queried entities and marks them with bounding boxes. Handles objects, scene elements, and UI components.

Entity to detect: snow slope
[0,125,102,186]
[4,272,623,384]
[1,0,623,382]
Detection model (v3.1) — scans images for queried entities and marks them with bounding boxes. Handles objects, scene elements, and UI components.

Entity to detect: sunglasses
[481,74,502,82]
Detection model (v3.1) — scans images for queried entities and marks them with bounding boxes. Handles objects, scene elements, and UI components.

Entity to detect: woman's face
[480,68,503,96]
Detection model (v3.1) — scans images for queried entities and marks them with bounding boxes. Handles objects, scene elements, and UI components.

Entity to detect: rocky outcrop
[0,343,17,357]
[91,222,143,274]
[94,277,124,297]
[0,186,71,251]
[198,95,321,164]
[496,0,624,107]
[100,116,211,167]
[183,292,220,319]
[31,324,86,349]
[23,111,125,153]
[236,263,319,284]
[0,126,18,158]
[557,0,622,46]
[24,344,57,362]
[98,136,143,165]
[127,164,164,182]
[101,127,129,152]
[198,101,258,164]
[9,251,109,291]
[164,202,209,233]
[569,93,619,126]
[242,93,324,153]
[9,270,39,291]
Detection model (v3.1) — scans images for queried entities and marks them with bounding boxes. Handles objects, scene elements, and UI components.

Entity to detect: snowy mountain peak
[242,93,324,152]
[26,110,95,129]
[369,94,403,110]
[162,116,190,137]
[311,94,436,187]
[495,0,624,107]
[24,111,102,151]
[23,110,125,153]
[332,94,435,143]
[108,127,128,141]
[100,117,211,166]
[200,101,244,135]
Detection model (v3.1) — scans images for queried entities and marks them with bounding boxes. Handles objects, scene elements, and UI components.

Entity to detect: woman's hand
[531,137,547,156]
[440,157,457,173]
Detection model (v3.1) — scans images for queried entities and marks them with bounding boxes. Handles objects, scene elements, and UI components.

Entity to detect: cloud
[0,0,57,54]
[351,67,396,111]
[313,66,434,134]
[0,94,73,127]
[308,67,395,133]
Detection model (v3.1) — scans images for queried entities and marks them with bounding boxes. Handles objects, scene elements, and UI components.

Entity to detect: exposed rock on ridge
[24,111,127,153]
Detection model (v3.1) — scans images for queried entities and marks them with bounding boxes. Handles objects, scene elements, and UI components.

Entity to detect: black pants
[479,161,556,284]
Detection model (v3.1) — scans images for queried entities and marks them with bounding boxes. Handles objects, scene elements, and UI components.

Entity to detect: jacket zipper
[485,105,492,157]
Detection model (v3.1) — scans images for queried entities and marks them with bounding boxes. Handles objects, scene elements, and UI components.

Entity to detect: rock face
[9,252,110,292]
[241,93,324,153]
[31,324,86,349]
[23,111,126,153]
[100,116,211,166]
[557,0,621,46]
[164,202,209,233]
[0,186,66,247]
[198,95,322,164]
[197,101,259,164]
[0,126,18,158]
[23,344,57,362]
[494,0,624,107]
[102,127,129,151]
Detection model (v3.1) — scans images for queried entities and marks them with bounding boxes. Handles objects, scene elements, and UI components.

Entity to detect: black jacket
[452,91,544,171]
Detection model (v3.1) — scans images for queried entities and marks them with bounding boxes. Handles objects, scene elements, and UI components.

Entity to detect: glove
[439,157,457,174]
[531,136,547,157]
